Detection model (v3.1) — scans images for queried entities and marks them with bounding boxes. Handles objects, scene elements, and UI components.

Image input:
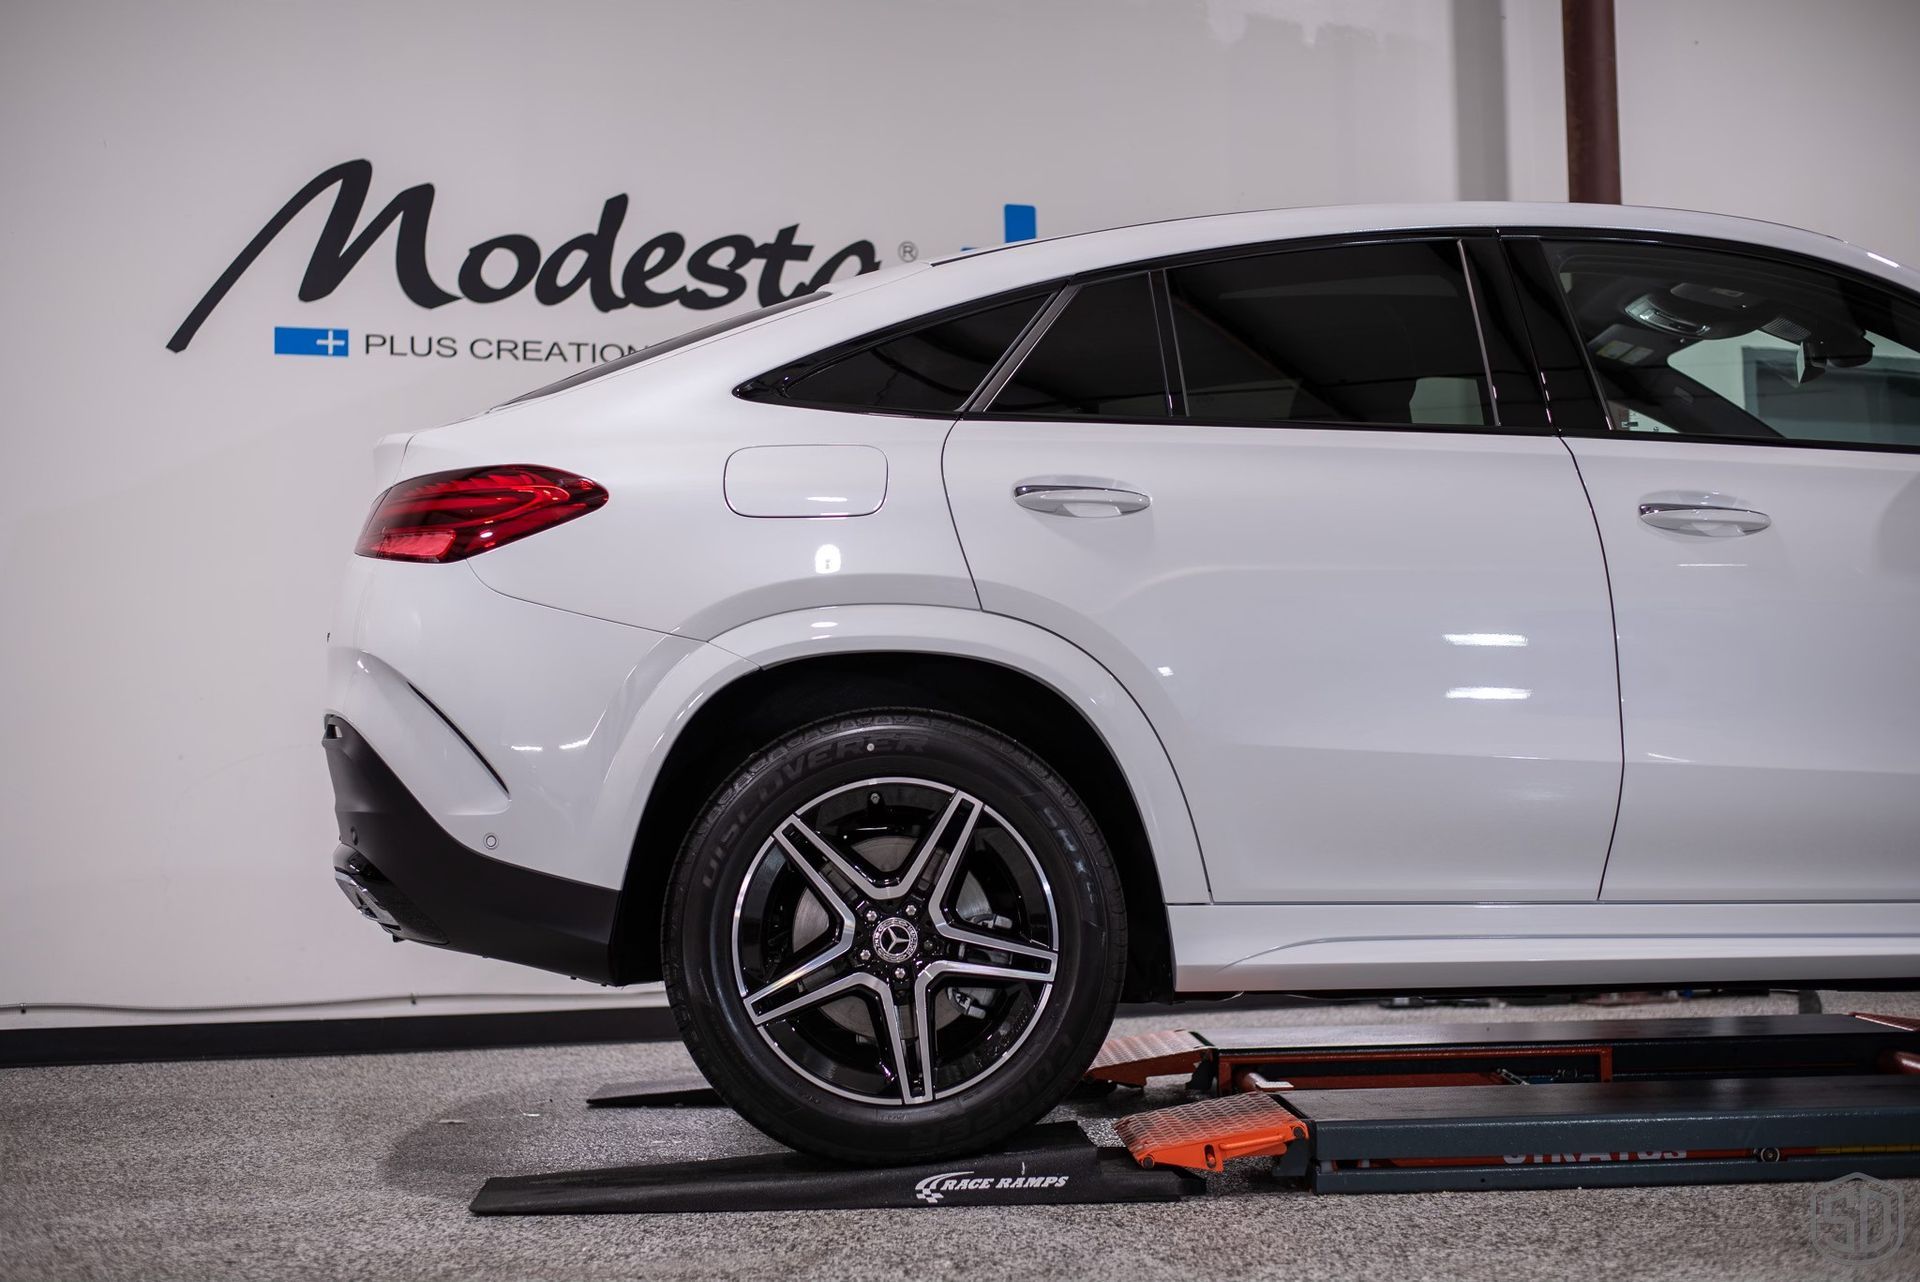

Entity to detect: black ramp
[471,1122,1197,1215]
[1289,1074,1920,1161]
[585,1077,722,1108]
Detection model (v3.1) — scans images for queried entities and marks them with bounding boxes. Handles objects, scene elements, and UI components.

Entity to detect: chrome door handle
[1013,485,1151,518]
[1638,503,1772,536]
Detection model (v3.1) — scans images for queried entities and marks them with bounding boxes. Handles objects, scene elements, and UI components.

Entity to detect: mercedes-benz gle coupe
[326,203,1920,1163]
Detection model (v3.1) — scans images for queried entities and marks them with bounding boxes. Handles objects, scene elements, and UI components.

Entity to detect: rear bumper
[323,714,619,982]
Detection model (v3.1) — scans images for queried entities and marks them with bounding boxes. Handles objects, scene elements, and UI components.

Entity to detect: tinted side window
[989,275,1170,418]
[1167,241,1491,426]
[1501,239,1612,432]
[780,293,1045,414]
[1542,240,1920,448]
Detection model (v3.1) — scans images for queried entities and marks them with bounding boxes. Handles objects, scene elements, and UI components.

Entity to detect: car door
[1510,235,1920,900]
[943,237,1622,902]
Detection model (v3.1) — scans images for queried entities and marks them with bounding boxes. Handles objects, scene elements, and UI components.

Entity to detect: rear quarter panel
[405,360,977,641]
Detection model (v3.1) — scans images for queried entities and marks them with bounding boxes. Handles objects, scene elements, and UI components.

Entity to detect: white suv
[325,203,1920,1163]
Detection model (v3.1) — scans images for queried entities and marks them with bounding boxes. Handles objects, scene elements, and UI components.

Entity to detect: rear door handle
[1013,485,1151,518]
[1638,503,1772,537]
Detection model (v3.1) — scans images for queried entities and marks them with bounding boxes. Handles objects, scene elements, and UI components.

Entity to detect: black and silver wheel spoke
[887,789,983,902]
[732,776,1058,1107]
[735,826,859,1025]
[926,809,1058,976]
[930,913,1059,976]
[744,961,864,1027]
[861,976,924,1103]
[910,959,1048,1103]
[779,815,887,903]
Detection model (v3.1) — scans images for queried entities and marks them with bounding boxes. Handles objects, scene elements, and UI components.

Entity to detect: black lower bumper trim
[334,846,447,943]
[323,715,618,982]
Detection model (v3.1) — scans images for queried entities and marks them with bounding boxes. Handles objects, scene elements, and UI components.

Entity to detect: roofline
[930,202,1916,297]
[938,201,1846,265]
[588,201,1920,397]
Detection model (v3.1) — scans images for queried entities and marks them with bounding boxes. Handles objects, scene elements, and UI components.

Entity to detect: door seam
[935,417,985,611]
[1560,435,1628,900]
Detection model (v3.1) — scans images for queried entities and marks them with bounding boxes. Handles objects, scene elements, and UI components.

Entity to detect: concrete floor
[3,991,1918,1281]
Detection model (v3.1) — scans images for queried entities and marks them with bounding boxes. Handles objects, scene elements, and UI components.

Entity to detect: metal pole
[1562,0,1621,203]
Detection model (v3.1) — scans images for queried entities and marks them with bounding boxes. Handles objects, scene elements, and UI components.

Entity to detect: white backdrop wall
[1614,0,1920,255]
[3,0,1916,1030]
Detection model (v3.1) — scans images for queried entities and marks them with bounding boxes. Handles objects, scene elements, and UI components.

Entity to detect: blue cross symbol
[273,325,351,357]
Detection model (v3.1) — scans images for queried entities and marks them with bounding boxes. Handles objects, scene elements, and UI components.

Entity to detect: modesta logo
[912,1167,1070,1204]
[168,158,883,352]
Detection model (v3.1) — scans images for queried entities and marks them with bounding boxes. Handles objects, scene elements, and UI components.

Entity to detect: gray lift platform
[471,1011,1920,1213]
[1099,1011,1920,1192]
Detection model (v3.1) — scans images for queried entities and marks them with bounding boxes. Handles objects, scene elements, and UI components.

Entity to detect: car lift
[471,1012,1920,1214]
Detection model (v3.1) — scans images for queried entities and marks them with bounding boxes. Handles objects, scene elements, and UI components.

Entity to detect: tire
[662,708,1127,1164]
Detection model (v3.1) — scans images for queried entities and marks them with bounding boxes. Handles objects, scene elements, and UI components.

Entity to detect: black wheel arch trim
[607,653,1177,999]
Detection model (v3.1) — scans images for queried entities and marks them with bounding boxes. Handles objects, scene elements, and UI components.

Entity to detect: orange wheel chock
[1112,1091,1311,1173]
[1085,1029,1210,1087]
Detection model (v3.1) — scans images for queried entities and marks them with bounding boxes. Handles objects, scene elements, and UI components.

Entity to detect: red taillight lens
[355,466,607,563]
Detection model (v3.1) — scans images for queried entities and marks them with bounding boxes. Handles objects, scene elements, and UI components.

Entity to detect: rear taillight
[355,466,607,563]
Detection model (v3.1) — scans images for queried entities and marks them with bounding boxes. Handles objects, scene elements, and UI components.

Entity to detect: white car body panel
[324,201,1920,992]
[412,388,980,639]
[945,422,1622,902]
[705,604,1212,903]
[1566,436,1920,900]
[329,555,712,886]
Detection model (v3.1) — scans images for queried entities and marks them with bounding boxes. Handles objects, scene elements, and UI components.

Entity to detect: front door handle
[1638,503,1772,537]
[1013,485,1151,518]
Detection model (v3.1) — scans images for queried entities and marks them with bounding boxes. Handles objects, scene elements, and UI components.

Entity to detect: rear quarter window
[748,293,1048,415]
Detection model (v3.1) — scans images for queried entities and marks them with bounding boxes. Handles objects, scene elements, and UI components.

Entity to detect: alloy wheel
[729,776,1059,1105]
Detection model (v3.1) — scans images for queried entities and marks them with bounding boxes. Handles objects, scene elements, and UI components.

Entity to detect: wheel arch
[608,606,1208,1001]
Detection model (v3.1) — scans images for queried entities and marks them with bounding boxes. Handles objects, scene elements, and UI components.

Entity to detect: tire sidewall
[666,712,1120,1160]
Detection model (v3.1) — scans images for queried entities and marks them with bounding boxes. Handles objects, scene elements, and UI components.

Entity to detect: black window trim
[1454,238,1502,427]
[1502,227,1920,458]
[738,228,1526,425]
[755,226,1912,440]
[1461,235,1558,430]
[965,269,1176,420]
[963,229,1541,437]
[962,283,1077,412]
[1148,270,1190,417]
[732,285,1061,420]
